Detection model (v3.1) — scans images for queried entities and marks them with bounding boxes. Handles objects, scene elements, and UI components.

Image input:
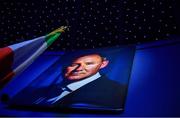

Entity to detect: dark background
[0,0,180,50]
[0,0,180,117]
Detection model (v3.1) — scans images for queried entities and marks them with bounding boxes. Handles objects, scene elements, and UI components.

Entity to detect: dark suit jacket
[9,75,127,110]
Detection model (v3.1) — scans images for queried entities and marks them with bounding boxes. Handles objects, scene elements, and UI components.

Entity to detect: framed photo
[6,45,136,113]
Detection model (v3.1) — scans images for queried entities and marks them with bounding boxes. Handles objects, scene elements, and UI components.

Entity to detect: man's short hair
[60,51,108,67]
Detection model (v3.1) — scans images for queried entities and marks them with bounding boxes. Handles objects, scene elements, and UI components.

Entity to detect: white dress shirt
[47,72,101,104]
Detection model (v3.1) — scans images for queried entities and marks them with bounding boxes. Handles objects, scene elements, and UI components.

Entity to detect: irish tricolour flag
[0,26,67,89]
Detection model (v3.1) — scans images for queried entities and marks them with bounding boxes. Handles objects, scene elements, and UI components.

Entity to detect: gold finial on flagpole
[47,26,69,37]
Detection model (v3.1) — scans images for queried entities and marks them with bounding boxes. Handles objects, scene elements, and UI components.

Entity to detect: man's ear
[100,60,109,69]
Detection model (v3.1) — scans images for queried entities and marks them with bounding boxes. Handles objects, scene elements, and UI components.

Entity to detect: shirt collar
[66,72,101,91]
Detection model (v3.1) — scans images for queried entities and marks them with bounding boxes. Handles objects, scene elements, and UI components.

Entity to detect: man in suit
[10,53,127,110]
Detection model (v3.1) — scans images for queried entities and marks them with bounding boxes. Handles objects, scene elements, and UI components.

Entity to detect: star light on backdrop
[0,0,179,51]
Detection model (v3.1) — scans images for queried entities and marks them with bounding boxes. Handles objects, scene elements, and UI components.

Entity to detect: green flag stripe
[45,33,61,47]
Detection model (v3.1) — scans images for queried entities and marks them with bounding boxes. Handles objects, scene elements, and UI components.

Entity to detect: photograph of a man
[9,52,127,111]
[39,53,126,109]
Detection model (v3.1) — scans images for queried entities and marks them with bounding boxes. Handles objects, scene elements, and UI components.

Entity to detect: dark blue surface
[122,38,180,116]
[0,36,180,116]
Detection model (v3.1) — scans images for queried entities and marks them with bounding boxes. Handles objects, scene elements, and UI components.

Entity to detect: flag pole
[0,26,68,89]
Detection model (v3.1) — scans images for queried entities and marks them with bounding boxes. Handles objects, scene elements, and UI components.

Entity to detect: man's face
[64,54,108,80]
